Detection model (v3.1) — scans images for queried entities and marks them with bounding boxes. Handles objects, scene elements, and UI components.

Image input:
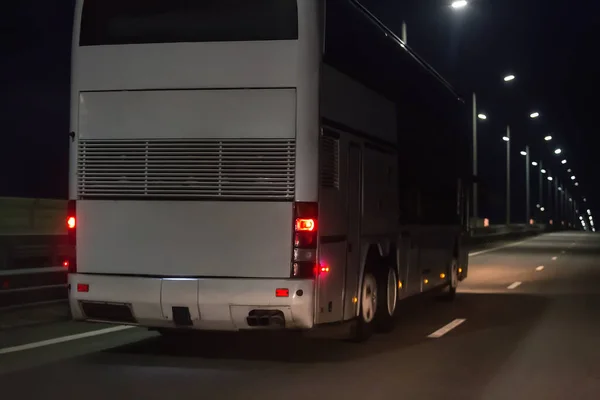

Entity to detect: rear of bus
[68,0,321,331]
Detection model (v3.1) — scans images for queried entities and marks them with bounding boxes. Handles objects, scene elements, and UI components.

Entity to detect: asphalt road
[1,232,599,400]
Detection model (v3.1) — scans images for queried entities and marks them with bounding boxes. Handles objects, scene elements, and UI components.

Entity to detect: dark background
[1,0,598,224]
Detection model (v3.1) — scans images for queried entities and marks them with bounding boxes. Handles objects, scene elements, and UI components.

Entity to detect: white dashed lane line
[0,326,135,355]
[427,319,467,339]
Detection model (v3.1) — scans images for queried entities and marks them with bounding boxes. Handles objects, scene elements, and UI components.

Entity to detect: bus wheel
[374,266,398,333]
[349,271,378,342]
[442,258,459,301]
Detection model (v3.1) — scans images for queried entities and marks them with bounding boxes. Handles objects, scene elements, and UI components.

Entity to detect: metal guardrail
[0,223,561,310]
[470,223,547,237]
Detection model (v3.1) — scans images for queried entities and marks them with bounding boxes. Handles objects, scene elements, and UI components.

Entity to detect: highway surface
[0,232,599,399]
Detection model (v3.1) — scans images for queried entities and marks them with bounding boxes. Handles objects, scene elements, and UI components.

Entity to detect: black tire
[348,270,378,342]
[374,265,398,333]
[441,257,459,301]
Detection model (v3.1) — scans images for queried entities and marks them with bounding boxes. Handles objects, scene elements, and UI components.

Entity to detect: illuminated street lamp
[451,0,468,9]
[554,148,562,155]
[477,113,487,120]
[530,112,540,119]
[544,135,552,141]
[561,159,567,164]
[504,74,516,82]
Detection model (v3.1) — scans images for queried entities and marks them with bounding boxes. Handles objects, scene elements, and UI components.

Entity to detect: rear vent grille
[320,135,339,189]
[77,139,296,200]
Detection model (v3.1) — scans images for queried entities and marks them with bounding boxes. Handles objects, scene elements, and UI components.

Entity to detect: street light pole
[555,179,559,224]
[472,92,478,222]
[539,160,543,211]
[402,21,407,44]
[563,189,567,225]
[547,171,553,224]
[525,146,530,224]
[506,125,511,225]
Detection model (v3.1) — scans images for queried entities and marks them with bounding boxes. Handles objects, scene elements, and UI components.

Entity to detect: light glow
[451,0,468,9]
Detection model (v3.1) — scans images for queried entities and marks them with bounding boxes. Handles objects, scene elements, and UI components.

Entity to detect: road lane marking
[552,256,558,260]
[507,281,522,290]
[427,319,466,339]
[468,238,531,257]
[0,325,134,355]
[536,265,545,271]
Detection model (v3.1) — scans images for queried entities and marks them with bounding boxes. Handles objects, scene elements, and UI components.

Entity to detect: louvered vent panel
[77,139,295,200]
[320,135,340,189]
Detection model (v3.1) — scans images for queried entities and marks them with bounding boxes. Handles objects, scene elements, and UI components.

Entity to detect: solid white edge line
[468,237,531,257]
[536,265,545,271]
[427,319,466,339]
[0,325,135,355]
[507,281,522,290]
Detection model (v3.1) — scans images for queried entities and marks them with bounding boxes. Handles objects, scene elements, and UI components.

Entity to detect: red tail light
[67,200,77,273]
[295,218,316,232]
[291,202,318,279]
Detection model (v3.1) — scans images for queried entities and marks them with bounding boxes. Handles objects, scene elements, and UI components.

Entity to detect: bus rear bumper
[69,274,315,331]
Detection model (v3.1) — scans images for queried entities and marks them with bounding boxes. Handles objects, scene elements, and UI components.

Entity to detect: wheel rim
[361,273,378,323]
[386,268,398,316]
[450,259,459,289]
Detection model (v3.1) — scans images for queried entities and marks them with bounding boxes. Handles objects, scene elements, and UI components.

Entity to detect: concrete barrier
[0,197,67,236]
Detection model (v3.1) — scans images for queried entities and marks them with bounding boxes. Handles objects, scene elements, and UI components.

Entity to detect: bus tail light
[291,202,318,279]
[67,200,77,273]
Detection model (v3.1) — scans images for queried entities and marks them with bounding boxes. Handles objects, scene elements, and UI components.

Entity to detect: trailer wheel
[348,270,377,342]
[374,265,398,333]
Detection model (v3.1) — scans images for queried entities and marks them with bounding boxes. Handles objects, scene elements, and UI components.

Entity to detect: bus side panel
[319,60,398,323]
[316,127,351,324]
[361,146,398,238]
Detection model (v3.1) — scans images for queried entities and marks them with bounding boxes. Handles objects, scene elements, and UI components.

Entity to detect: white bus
[67,0,471,342]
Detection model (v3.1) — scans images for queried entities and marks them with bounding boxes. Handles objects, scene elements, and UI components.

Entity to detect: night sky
[2,0,599,224]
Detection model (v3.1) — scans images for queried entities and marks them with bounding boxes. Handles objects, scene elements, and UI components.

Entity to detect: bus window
[80,0,298,46]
